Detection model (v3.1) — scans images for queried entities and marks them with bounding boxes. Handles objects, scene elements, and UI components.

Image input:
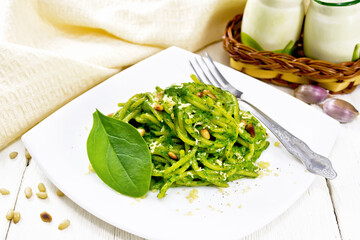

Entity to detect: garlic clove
[294,85,328,104]
[322,98,359,123]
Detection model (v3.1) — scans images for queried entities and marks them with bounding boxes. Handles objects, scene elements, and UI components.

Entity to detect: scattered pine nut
[13,212,21,224]
[168,151,178,160]
[58,219,70,230]
[137,129,146,137]
[200,129,211,140]
[274,141,280,147]
[0,188,10,195]
[36,192,48,199]
[38,183,46,192]
[6,209,14,220]
[56,189,65,197]
[154,104,163,112]
[24,187,33,199]
[25,149,32,161]
[196,92,203,98]
[40,212,52,222]
[9,152,18,159]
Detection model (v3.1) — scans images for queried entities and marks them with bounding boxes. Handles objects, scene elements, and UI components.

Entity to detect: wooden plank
[115,228,144,240]
[326,88,360,240]
[0,140,27,240]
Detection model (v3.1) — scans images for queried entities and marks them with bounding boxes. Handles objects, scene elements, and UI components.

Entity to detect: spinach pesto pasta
[112,76,269,198]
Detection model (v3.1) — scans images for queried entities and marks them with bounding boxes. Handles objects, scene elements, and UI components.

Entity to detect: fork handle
[239,98,337,179]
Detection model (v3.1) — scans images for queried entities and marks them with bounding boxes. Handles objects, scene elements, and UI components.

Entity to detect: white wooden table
[1,42,359,240]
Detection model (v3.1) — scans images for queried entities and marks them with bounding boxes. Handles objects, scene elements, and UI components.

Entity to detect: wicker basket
[223,14,360,94]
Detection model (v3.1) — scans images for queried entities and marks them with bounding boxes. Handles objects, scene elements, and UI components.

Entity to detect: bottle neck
[310,0,360,15]
[313,0,360,7]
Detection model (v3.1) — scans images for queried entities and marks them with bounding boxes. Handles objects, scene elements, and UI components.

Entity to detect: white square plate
[22,47,339,240]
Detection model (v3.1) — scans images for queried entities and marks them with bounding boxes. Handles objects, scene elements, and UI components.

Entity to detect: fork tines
[189,53,227,90]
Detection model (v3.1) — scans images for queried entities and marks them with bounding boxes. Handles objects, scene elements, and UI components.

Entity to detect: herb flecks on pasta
[113,78,269,198]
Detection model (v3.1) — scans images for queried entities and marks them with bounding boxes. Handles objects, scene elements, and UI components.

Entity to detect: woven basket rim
[223,14,360,83]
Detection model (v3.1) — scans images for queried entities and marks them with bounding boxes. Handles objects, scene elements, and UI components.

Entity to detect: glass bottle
[303,0,360,63]
[241,0,305,54]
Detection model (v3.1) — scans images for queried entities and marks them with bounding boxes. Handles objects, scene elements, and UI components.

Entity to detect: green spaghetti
[112,76,269,198]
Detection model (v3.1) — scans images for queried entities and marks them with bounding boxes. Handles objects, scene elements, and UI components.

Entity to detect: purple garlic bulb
[322,98,359,123]
[294,85,329,104]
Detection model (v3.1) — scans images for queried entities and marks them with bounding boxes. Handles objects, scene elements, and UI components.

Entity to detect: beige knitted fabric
[0,0,246,149]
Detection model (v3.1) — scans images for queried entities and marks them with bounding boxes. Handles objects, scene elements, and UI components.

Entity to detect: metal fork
[189,53,337,179]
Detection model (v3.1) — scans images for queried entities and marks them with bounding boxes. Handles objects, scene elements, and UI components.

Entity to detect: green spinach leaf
[87,109,151,197]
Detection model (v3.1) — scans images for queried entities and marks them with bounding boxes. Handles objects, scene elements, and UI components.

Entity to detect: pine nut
[36,192,48,199]
[6,209,14,220]
[0,188,10,195]
[246,123,255,138]
[200,129,211,140]
[196,92,203,98]
[58,219,70,230]
[138,129,146,137]
[9,152,18,159]
[168,151,178,160]
[40,212,52,222]
[208,93,217,100]
[202,89,217,100]
[56,189,65,197]
[25,149,32,161]
[107,113,114,117]
[24,187,32,199]
[154,104,163,111]
[38,183,46,192]
[13,212,20,224]
[274,141,280,147]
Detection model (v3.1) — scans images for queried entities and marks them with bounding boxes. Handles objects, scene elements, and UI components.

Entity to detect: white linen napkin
[0,0,246,149]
